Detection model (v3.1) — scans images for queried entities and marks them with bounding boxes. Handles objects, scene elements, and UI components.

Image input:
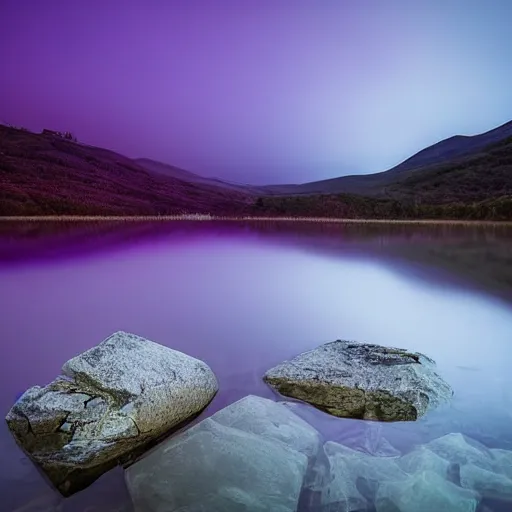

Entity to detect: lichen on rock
[264,340,453,422]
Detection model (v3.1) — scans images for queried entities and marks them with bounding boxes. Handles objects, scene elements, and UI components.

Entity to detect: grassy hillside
[262,120,512,198]
[1,124,512,220]
[383,138,512,204]
[0,125,251,216]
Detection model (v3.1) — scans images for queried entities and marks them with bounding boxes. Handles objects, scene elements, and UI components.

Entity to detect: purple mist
[1,0,511,183]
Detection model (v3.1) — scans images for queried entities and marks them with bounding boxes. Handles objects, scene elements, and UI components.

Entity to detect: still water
[0,221,511,511]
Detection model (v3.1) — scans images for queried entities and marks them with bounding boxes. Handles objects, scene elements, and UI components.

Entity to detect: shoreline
[1,215,512,226]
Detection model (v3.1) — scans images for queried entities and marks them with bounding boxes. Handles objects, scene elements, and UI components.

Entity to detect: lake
[1,220,512,511]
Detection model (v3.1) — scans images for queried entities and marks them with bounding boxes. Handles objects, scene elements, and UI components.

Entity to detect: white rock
[211,395,320,457]
[126,395,320,512]
[375,470,478,512]
[425,433,495,471]
[319,441,407,510]
[490,448,512,480]
[460,463,512,501]
[397,446,452,478]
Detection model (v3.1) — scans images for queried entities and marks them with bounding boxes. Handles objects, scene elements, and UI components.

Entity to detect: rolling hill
[1,119,512,220]
[0,125,251,216]
[262,119,512,198]
[135,158,266,195]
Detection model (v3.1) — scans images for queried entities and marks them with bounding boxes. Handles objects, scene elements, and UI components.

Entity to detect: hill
[263,120,512,197]
[134,158,265,195]
[1,122,512,221]
[0,125,251,216]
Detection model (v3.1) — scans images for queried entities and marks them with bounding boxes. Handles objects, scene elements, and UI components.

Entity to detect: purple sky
[1,0,511,184]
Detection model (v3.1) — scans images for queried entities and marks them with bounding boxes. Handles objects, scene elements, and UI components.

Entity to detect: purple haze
[1,1,512,183]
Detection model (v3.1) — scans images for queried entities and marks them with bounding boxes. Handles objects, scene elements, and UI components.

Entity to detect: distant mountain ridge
[262,119,512,196]
[1,119,511,220]
[135,158,266,195]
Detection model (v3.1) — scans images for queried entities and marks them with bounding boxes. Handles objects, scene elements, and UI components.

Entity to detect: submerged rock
[210,394,320,458]
[264,340,453,421]
[425,433,496,472]
[396,445,452,480]
[5,331,218,496]
[125,395,320,511]
[318,442,407,511]
[309,433,512,511]
[490,448,512,480]
[460,464,512,502]
[375,470,478,512]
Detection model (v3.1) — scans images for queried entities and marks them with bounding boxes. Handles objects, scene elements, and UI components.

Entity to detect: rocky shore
[6,333,511,511]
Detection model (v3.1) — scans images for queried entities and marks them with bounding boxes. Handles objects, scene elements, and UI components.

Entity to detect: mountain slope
[263,119,512,196]
[2,122,512,220]
[384,119,512,174]
[0,125,251,216]
[135,158,267,195]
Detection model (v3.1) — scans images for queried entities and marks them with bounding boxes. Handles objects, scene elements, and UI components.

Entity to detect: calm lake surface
[1,220,512,511]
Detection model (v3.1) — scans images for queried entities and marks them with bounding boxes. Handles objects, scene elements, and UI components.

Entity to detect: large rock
[264,340,453,421]
[5,331,218,496]
[125,395,320,511]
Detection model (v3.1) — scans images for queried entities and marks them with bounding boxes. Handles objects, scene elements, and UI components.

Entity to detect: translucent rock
[126,395,321,512]
[211,395,320,457]
[126,417,308,512]
[460,463,512,501]
[318,441,407,510]
[375,470,478,512]
[397,445,452,478]
[490,448,512,480]
[425,433,495,471]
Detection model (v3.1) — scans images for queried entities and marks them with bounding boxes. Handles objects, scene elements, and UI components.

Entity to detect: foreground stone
[5,331,218,496]
[126,395,321,511]
[264,340,453,421]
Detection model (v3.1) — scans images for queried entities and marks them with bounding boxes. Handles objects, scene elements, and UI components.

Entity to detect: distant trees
[249,194,512,221]
[42,129,77,142]
[63,131,77,141]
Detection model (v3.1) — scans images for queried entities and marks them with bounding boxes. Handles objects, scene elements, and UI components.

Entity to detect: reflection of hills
[1,220,512,304]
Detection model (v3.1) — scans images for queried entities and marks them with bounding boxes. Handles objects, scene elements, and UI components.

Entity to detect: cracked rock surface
[263,340,453,421]
[5,331,218,496]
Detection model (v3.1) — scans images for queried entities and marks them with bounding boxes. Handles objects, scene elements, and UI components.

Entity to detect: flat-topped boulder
[126,395,321,511]
[264,340,453,422]
[5,331,218,496]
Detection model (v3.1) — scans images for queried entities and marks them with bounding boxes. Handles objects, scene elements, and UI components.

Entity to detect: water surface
[1,221,511,511]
